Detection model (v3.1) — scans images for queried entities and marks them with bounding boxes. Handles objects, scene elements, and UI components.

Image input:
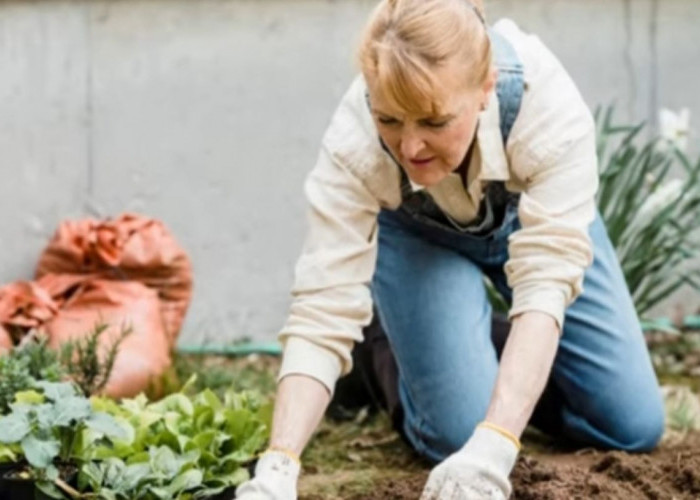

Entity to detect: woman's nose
[400,130,426,159]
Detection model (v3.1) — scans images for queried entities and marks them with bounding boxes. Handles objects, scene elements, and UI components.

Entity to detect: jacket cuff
[277,336,343,396]
[508,284,568,331]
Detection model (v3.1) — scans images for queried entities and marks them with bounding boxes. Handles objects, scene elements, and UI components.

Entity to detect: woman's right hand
[235,373,331,499]
[235,450,301,500]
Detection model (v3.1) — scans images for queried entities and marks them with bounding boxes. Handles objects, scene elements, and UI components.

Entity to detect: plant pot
[0,463,23,500]
[0,463,76,500]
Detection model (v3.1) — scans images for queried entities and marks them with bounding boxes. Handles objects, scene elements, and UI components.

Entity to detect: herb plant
[59,322,132,396]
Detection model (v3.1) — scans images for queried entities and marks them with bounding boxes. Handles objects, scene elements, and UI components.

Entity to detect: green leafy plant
[596,107,700,317]
[81,379,272,499]
[59,322,132,396]
[0,336,65,414]
[0,356,35,415]
[0,376,270,499]
[0,381,128,497]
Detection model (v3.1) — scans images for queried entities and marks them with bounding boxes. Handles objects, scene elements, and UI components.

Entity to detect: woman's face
[367,61,494,187]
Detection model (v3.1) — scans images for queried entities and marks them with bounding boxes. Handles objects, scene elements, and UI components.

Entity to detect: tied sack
[35,212,193,347]
[0,273,170,398]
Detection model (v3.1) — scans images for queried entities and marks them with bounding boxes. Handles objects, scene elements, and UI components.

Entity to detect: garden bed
[173,351,700,500]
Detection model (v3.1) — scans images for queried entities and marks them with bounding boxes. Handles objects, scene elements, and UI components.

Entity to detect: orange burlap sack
[35,213,192,347]
[0,274,170,398]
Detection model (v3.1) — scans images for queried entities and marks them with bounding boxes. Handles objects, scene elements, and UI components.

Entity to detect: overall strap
[488,28,525,146]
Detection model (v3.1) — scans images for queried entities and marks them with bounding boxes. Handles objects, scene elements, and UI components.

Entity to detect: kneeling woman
[237,0,664,498]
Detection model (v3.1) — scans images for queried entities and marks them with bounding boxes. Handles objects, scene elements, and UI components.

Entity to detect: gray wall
[0,0,697,345]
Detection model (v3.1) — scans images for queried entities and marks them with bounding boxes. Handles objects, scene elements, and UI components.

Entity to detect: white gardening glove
[420,423,521,500]
[235,450,301,500]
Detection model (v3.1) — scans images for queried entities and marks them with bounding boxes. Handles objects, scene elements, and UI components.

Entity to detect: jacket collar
[476,91,510,182]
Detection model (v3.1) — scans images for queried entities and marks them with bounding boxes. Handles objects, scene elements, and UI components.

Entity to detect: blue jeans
[371,204,665,463]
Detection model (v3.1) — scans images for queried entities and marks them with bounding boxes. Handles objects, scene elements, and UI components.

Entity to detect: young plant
[0,381,128,497]
[0,335,64,414]
[59,322,132,396]
[81,378,272,499]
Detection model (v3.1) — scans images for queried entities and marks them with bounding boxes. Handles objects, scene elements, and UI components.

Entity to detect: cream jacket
[278,19,598,394]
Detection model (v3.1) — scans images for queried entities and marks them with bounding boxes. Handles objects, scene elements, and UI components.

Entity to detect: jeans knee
[610,397,665,452]
[406,412,481,463]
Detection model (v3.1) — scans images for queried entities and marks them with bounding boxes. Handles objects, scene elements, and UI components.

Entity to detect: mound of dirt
[512,436,700,500]
[338,435,700,500]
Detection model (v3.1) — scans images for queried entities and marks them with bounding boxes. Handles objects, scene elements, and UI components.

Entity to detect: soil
[509,436,700,500]
[176,354,700,500]
[302,434,700,500]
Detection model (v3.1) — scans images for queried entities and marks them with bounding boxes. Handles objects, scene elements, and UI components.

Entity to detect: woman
[236,0,665,498]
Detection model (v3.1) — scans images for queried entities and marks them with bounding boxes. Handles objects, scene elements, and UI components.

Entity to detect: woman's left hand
[419,425,519,500]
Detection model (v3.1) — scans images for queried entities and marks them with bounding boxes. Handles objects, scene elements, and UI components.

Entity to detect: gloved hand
[420,423,520,500]
[235,449,301,500]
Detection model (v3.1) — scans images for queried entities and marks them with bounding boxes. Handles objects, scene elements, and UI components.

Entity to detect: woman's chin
[406,170,448,189]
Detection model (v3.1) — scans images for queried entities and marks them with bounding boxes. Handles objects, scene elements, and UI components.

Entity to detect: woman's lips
[409,157,435,167]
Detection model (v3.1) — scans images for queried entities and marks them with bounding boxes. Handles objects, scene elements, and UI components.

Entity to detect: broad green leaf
[51,396,91,427]
[36,480,65,499]
[120,394,150,414]
[215,467,249,486]
[35,381,78,401]
[193,486,228,499]
[190,430,216,452]
[91,396,127,417]
[180,374,198,395]
[97,489,118,500]
[86,412,133,442]
[21,434,60,468]
[193,407,214,431]
[0,445,17,462]
[79,461,104,491]
[125,451,150,464]
[148,486,171,499]
[119,462,151,491]
[36,403,58,430]
[101,457,127,485]
[14,390,45,405]
[194,389,222,412]
[0,412,31,443]
[168,469,203,495]
[149,445,179,478]
[149,394,193,417]
[45,464,60,481]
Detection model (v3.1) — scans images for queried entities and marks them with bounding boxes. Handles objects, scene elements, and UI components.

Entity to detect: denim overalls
[369,30,664,463]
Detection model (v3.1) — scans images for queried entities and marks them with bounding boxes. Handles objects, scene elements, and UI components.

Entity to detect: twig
[55,477,83,499]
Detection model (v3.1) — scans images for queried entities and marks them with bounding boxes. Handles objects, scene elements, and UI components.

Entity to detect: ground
[175,329,700,500]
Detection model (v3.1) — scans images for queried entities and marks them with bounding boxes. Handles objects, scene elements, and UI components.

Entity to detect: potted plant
[0,381,128,499]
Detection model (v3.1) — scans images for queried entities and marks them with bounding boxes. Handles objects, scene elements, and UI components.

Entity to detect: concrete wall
[0,0,697,345]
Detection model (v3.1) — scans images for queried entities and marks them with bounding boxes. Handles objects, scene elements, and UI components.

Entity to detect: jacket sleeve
[504,26,599,329]
[277,81,382,395]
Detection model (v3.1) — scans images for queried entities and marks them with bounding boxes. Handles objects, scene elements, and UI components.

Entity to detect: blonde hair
[358,0,491,116]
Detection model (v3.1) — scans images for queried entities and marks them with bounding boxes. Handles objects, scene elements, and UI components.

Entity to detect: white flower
[659,107,690,153]
[636,178,684,221]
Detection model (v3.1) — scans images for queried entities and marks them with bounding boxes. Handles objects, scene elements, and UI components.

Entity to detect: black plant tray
[0,462,77,500]
[205,486,237,500]
[0,463,244,499]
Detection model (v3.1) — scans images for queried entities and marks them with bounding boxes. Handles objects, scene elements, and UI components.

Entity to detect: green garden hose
[176,315,700,357]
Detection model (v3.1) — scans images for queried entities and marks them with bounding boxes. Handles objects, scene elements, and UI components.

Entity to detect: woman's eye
[378,117,399,125]
[423,120,449,128]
